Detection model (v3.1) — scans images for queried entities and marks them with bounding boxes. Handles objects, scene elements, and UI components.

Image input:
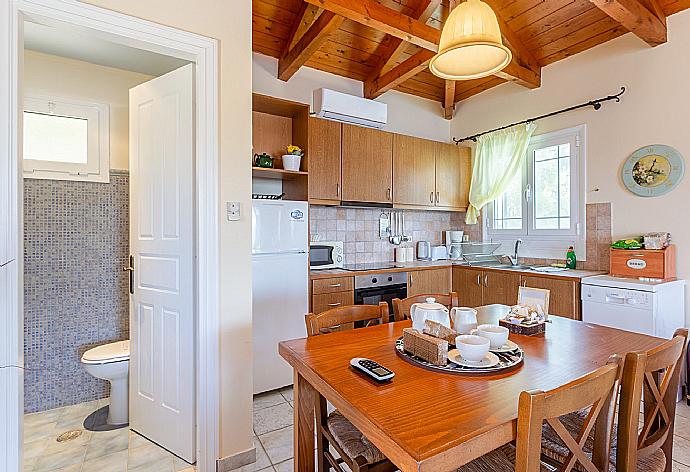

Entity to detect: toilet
[81,340,130,425]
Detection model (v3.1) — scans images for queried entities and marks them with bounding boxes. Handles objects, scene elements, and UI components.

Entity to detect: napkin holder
[499,318,546,336]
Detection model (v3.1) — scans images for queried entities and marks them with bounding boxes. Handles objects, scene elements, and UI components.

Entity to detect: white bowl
[282,154,302,171]
[455,334,490,362]
[476,324,509,349]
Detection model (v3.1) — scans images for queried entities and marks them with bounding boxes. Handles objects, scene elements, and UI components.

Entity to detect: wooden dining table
[278,304,665,472]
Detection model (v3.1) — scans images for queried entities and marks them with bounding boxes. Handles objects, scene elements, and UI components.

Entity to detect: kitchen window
[23,95,110,182]
[487,125,586,259]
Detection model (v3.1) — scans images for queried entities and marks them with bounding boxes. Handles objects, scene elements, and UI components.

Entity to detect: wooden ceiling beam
[364,49,435,99]
[484,0,542,88]
[302,0,441,51]
[370,0,442,78]
[443,80,456,120]
[588,0,667,46]
[286,3,323,51]
[278,10,345,81]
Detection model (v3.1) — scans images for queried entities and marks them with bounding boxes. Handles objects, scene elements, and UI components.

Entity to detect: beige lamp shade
[429,0,512,80]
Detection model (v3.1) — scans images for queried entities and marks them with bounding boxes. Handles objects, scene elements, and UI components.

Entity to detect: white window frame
[485,125,587,260]
[23,94,110,182]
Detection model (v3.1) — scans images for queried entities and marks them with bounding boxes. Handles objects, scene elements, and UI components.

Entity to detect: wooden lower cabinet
[311,290,354,315]
[407,268,452,297]
[520,275,580,319]
[482,271,521,306]
[452,267,483,307]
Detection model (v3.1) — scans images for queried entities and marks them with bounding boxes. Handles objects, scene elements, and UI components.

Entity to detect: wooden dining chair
[391,291,459,322]
[457,355,624,472]
[304,303,397,472]
[540,328,688,472]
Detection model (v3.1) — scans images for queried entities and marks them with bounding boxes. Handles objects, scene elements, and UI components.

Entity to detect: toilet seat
[82,340,130,365]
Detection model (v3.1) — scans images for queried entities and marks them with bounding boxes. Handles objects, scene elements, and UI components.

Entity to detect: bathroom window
[23,95,110,182]
[485,125,586,259]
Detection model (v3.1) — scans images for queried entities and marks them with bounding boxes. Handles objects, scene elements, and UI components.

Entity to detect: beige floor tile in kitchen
[253,401,294,436]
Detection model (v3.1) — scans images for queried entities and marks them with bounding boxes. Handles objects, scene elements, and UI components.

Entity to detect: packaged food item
[643,232,671,249]
[422,319,458,344]
[611,237,643,249]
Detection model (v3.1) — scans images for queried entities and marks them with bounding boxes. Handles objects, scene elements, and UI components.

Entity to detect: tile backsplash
[310,203,611,270]
[309,205,481,264]
[23,171,129,413]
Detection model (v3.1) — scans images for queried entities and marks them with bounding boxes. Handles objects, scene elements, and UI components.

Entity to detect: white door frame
[0,1,220,471]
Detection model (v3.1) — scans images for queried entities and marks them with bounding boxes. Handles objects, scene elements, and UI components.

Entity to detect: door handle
[386,188,392,201]
[436,192,440,204]
[123,255,134,294]
[327,302,342,307]
[430,191,434,204]
[483,274,488,287]
[336,183,340,197]
[329,283,342,288]
[409,274,413,287]
[476,274,481,286]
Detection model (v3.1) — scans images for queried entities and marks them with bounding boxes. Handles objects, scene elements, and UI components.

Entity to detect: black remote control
[350,358,395,382]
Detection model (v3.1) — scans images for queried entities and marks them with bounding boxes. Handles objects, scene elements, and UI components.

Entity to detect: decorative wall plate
[622,145,685,197]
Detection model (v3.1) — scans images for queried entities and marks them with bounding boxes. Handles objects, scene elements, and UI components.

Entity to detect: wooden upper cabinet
[307,117,342,204]
[341,124,393,204]
[408,268,451,297]
[521,275,580,320]
[435,143,472,210]
[393,134,436,207]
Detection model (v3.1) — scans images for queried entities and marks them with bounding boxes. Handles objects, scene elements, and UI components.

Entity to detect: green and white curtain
[465,122,537,224]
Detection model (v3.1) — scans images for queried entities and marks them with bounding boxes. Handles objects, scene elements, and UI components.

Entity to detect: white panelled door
[129,64,195,463]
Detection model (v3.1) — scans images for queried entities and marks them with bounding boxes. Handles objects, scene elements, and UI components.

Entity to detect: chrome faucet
[506,239,522,266]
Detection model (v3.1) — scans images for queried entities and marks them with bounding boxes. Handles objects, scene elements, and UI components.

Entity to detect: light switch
[226,201,241,221]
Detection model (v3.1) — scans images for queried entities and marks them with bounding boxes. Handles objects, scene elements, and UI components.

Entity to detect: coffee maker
[444,230,464,260]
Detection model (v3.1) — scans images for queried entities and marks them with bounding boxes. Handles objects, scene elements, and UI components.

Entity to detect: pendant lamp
[429,0,512,80]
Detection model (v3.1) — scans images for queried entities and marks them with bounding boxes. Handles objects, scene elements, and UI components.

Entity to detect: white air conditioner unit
[312,88,387,129]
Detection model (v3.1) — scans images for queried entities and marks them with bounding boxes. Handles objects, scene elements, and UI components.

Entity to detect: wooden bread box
[609,244,676,280]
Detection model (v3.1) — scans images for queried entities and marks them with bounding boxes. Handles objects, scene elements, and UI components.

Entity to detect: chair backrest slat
[391,292,459,322]
[515,355,624,472]
[305,303,390,337]
[616,328,688,471]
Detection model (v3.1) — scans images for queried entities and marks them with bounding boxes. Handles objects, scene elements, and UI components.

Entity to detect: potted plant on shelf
[283,145,303,172]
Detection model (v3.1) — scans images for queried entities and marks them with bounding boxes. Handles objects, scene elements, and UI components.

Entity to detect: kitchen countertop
[310,260,605,281]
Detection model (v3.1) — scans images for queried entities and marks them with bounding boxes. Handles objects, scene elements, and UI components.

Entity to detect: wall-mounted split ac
[312,88,387,129]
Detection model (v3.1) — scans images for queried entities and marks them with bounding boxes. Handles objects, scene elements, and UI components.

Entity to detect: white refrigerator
[252,200,309,394]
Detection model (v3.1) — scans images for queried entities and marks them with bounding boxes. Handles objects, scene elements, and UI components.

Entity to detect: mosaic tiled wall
[24,171,129,413]
[310,203,611,269]
[309,206,481,265]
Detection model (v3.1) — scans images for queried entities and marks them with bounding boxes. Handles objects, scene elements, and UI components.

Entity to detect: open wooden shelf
[252,167,308,180]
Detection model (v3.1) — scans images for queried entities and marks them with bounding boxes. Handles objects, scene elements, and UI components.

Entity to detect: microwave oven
[309,241,344,270]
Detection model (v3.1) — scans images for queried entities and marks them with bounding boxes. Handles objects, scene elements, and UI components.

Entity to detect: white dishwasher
[581,275,685,339]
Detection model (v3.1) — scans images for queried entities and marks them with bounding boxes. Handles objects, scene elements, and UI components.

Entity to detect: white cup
[405,247,414,262]
[475,324,509,349]
[455,334,490,362]
[395,247,407,263]
[451,307,478,334]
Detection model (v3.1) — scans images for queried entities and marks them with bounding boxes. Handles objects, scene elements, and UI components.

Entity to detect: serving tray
[394,337,524,375]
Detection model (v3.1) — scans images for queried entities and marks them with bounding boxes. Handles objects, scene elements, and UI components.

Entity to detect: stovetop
[342,262,398,272]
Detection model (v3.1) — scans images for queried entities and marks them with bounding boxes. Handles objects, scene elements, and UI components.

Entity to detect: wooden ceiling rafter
[277,7,345,81]
[364,49,436,99]
[588,0,667,46]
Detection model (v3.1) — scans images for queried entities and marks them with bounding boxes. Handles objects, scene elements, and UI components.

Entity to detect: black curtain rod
[453,86,626,144]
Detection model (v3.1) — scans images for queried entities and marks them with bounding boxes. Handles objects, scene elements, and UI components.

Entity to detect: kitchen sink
[484,264,532,271]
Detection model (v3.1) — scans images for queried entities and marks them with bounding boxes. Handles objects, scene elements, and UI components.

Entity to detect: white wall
[83,0,254,463]
[23,50,152,171]
[451,10,690,322]
[253,52,451,143]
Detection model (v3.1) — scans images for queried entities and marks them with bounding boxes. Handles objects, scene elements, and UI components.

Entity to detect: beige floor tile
[80,449,128,472]
[128,458,174,472]
[44,430,93,456]
[677,401,690,419]
[173,456,195,471]
[279,386,294,403]
[253,402,294,436]
[674,460,690,472]
[24,420,58,444]
[254,390,287,411]
[25,409,62,429]
[128,440,174,469]
[129,430,152,450]
[676,413,690,441]
[273,459,293,472]
[85,428,129,461]
[258,425,294,465]
[236,437,272,472]
[24,438,49,461]
[33,444,86,472]
[674,435,690,467]
[23,457,37,472]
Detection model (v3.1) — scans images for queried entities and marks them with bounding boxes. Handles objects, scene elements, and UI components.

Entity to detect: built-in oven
[309,241,344,270]
[354,272,407,321]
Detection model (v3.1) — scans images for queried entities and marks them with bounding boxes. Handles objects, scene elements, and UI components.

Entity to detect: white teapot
[410,298,451,331]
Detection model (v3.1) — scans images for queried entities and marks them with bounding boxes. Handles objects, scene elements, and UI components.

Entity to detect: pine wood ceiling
[253,0,689,116]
